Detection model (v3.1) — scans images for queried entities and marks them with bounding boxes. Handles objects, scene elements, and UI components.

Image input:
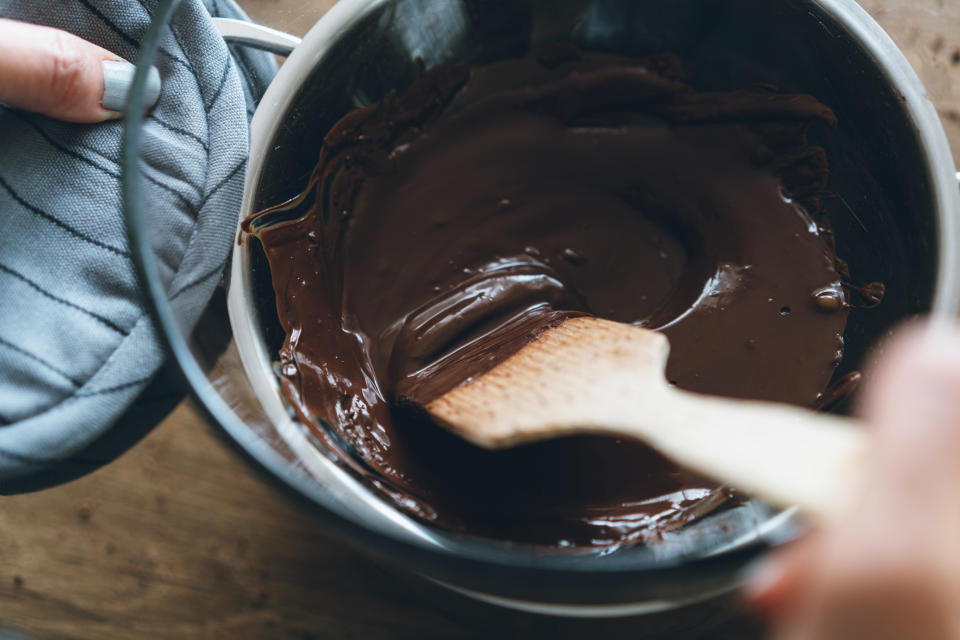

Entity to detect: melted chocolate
[246,49,873,547]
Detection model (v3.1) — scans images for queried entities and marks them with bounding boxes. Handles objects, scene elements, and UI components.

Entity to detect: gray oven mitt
[0,0,276,481]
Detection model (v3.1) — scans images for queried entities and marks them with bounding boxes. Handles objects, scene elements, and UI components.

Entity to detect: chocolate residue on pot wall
[245,47,882,547]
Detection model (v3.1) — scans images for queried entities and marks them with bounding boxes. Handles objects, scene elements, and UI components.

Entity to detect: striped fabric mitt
[0,0,276,485]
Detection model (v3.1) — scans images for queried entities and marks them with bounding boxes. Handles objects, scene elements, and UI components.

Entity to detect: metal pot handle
[211,17,301,56]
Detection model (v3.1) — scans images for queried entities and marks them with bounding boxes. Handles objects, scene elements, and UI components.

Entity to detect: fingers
[748,322,960,640]
[0,19,160,123]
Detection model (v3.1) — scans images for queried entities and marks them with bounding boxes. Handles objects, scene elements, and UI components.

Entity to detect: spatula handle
[614,388,866,515]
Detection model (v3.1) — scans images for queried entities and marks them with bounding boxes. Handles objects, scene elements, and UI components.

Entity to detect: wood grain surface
[2,1,959,638]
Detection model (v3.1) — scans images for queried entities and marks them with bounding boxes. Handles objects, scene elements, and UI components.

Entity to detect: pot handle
[211,17,301,56]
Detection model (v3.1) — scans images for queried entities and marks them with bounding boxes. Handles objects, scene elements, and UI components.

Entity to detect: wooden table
[2,2,958,638]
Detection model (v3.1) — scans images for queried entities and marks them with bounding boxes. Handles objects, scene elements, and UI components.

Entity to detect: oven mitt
[0,0,276,482]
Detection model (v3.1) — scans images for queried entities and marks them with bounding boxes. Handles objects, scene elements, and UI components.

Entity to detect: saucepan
[123,0,960,625]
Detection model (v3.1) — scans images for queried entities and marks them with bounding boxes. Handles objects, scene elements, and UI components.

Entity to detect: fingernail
[102,60,161,113]
[742,556,781,599]
[741,555,795,618]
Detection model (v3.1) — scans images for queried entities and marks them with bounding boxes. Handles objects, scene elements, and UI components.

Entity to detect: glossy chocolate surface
[247,48,870,547]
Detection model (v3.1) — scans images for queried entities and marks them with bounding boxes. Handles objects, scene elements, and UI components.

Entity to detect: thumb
[0,18,160,123]
[853,322,960,555]
[747,321,960,640]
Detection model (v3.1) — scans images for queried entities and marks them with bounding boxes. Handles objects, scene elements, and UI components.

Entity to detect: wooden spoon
[425,316,865,515]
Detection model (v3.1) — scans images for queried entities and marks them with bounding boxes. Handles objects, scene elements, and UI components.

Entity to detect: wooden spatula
[425,316,865,515]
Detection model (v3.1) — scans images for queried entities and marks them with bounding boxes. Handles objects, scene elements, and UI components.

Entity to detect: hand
[0,18,159,123]
[748,323,960,639]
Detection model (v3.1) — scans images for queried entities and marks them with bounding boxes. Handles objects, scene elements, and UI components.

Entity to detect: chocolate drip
[811,371,863,412]
[845,281,887,308]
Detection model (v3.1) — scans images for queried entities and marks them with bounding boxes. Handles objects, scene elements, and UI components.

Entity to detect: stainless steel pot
[205,0,960,619]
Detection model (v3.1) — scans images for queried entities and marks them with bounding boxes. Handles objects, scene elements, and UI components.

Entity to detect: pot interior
[235,0,944,602]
